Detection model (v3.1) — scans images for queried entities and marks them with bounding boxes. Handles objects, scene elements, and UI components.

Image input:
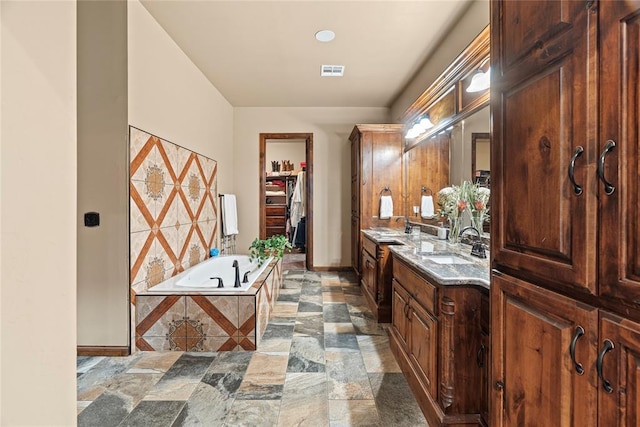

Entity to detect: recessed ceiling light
[315,30,335,42]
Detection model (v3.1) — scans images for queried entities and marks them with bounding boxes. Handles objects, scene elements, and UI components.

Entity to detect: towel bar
[380,187,392,196]
[421,186,433,196]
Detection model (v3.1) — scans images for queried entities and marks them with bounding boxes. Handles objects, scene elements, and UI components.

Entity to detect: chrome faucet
[232,260,241,288]
[460,226,486,259]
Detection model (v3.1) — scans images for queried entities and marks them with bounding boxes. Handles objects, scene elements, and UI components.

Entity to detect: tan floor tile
[242,352,289,385]
[357,335,401,373]
[323,291,346,304]
[272,302,299,316]
[324,323,356,334]
[329,399,381,427]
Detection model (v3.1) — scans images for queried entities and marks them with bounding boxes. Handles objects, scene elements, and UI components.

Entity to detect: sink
[423,255,473,265]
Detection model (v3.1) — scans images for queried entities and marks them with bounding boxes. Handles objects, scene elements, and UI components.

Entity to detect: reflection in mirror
[405,105,490,230]
[471,133,490,185]
[405,133,450,225]
[449,105,490,185]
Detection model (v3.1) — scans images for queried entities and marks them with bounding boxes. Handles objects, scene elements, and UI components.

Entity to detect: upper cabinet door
[598,1,640,307]
[491,0,598,293]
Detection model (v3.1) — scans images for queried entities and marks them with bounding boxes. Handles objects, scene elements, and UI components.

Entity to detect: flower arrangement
[437,181,490,242]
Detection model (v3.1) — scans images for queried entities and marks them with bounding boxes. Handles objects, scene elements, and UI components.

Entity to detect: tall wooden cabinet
[491,0,640,425]
[350,124,404,276]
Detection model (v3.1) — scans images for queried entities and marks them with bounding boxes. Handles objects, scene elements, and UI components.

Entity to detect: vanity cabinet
[389,256,488,426]
[491,0,640,424]
[360,233,397,322]
[350,124,404,276]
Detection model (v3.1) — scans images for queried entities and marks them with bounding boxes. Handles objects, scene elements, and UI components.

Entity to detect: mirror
[405,105,490,228]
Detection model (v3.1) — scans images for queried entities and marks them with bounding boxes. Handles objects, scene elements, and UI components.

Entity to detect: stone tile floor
[77,269,428,426]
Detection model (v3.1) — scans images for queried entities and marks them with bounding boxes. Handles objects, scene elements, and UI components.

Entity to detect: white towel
[221,194,239,236]
[379,195,393,219]
[290,171,305,227]
[421,195,435,219]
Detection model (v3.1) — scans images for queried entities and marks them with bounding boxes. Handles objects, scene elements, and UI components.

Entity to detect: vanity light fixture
[467,57,491,93]
[405,114,435,139]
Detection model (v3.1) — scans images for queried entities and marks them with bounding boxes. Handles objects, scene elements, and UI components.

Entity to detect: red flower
[474,200,485,211]
[457,200,467,212]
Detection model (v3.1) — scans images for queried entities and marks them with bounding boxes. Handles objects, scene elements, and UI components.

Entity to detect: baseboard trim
[77,346,130,357]
[311,266,353,272]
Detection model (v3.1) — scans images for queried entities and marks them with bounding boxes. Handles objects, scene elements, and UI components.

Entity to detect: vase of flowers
[437,181,490,243]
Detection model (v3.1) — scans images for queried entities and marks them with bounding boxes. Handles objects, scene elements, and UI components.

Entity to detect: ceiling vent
[321,65,345,77]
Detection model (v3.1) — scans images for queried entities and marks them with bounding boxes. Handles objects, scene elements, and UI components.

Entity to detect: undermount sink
[423,255,473,265]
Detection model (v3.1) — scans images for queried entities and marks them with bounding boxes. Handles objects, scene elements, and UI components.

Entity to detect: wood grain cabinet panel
[491,273,598,427]
[491,0,597,294]
[599,313,640,427]
[350,125,404,277]
[492,0,640,425]
[390,257,487,426]
[598,0,640,309]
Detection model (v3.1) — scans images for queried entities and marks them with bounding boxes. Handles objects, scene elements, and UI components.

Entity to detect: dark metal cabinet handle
[597,339,615,393]
[477,344,486,368]
[598,140,616,195]
[569,326,585,375]
[568,146,584,195]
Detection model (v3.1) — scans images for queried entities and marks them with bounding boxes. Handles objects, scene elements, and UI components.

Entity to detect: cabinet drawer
[362,235,377,257]
[266,216,285,227]
[266,205,286,216]
[266,195,286,205]
[266,227,285,237]
[393,259,436,315]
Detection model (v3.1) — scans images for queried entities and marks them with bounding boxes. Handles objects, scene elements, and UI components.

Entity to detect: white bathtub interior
[148,255,273,292]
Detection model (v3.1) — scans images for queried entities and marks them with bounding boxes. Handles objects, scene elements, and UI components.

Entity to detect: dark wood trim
[259,133,314,270]
[77,346,130,356]
[471,132,490,177]
[402,25,490,149]
[312,266,353,272]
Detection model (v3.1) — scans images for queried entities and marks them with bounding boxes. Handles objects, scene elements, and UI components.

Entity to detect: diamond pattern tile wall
[129,126,218,291]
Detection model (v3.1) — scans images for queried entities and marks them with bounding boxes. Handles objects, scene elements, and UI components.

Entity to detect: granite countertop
[362,228,490,289]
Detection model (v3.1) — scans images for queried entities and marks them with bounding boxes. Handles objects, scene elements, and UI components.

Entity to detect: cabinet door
[361,250,377,302]
[491,0,598,293]
[598,0,640,306]
[391,279,410,351]
[491,273,598,427]
[409,300,439,402]
[599,312,640,426]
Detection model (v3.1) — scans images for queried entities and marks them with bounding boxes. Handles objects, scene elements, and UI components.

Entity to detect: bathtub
[148,254,273,293]
[134,254,283,352]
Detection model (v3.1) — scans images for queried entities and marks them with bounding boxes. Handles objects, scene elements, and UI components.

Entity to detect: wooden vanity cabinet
[491,0,640,425]
[350,124,404,276]
[361,233,398,322]
[389,256,488,426]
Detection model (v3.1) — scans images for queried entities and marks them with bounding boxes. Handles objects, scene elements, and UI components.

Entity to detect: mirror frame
[402,25,490,150]
[401,25,490,224]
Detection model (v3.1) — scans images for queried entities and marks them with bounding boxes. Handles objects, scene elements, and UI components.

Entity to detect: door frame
[259,133,313,270]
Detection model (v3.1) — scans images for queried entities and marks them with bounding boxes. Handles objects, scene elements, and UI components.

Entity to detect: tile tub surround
[129,126,218,349]
[135,259,282,352]
[78,270,427,426]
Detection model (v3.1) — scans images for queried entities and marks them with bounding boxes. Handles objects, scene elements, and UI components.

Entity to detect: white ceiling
[140,0,472,108]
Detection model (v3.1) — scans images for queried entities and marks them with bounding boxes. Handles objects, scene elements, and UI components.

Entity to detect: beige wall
[1,1,77,424]
[390,0,489,122]
[266,142,306,172]
[129,0,234,192]
[77,0,235,347]
[234,107,390,267]
[77,0,129,347]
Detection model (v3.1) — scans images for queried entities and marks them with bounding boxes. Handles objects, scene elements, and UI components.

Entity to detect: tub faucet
[243,271,250,283]
[232,260,241,288]
[460,226,486,259]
